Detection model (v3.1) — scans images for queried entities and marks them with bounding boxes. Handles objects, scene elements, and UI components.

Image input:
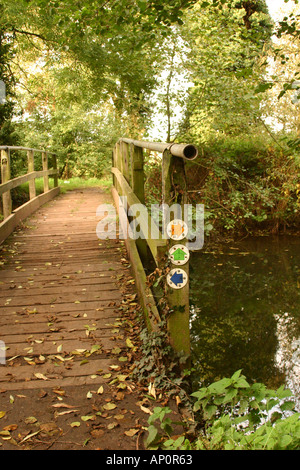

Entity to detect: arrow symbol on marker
[171,223,184,237]
[173,248,186,261]
[170,272,184,286]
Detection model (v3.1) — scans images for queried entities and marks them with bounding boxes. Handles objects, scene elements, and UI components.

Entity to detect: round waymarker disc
[168,244,190,266]
[166,219,188,241]
[167,268,188,290]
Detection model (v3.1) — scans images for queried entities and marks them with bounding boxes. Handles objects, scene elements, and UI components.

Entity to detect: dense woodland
[0,0,300,237]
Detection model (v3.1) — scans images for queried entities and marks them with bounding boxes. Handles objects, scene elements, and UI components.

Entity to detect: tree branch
[11,28,57,44]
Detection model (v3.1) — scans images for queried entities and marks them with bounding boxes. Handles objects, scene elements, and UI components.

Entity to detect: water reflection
[275,313,300,409]
[189,236,300,407]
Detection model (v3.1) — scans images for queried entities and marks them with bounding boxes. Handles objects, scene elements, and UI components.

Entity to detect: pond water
[189,236,300,408]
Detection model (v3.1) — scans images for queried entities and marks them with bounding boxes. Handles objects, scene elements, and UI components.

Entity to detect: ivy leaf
[146,425,158,447]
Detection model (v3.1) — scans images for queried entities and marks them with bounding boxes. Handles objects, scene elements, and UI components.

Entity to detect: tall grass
[18,176,112,195]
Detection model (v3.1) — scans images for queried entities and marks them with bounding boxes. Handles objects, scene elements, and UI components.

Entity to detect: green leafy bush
[146,370,300,450]
[185,135,300,236]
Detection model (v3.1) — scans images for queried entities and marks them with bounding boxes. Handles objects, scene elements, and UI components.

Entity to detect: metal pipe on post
[1,148,12,219]
[121,138,198,161]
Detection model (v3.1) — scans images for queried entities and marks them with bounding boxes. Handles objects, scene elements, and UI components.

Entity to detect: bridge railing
[111,138,198,358]
[0,146,60,244]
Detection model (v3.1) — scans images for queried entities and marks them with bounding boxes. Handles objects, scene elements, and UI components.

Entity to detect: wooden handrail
[0,146,60,244]
[0,146,56,155]
[0,169,57,196]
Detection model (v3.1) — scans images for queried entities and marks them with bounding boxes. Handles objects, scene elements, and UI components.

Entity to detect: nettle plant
[146,370,300,450]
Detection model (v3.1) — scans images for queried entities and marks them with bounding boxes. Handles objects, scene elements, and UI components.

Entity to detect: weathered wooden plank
[2,252,120,266]
[0,358,115,384]
[0,277,119,292]
[0,300,120,315]
[0,373,111,391]
[0,316,120,336]
[0,307,119,324]
[0,271,123,286]
[0,283,119,298]
[0,262,124,276]
[2,336,124,358]
[0,290,121,307]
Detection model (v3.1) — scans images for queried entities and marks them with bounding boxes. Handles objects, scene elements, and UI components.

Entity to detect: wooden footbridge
[0,140,198,394]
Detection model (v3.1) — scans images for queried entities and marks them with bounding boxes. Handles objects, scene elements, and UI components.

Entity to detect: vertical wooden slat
[42,151,49,193]
[27,150,36,199]
[112,149,116,188]
[121,141,130,184]
[115,142,122,196]
[129,143,147,265]
[1,148,12,219]
[130,144,145,204]
[52,154,58,188]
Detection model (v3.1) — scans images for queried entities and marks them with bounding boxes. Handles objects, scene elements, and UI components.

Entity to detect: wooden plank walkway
[0,188,133,392]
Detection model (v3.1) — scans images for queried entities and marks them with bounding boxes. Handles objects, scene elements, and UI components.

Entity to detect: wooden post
[121,141,130,184]
[129,143,148,265]
[114,142,123,190]
[1,148,12,219]
[27,150,36,199]
[42,151,49,193]
[53,154,58,188]
[112,149,116,187]
[162,149,191,358]
[130,144,145,204]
